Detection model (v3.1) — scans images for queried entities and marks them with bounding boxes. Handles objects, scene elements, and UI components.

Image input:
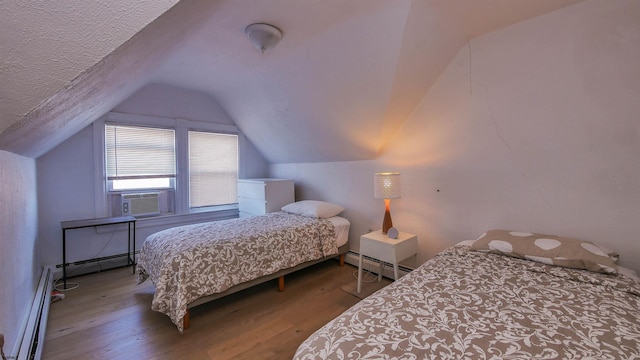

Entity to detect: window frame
[93,111,245,218]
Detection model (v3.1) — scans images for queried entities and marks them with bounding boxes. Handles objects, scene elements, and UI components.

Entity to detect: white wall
[272,0,640,273]
[114,83,233,123]
[114,83,269,179]
[0,150,38,355]
[38,124,101,269]
[37,84,269,272]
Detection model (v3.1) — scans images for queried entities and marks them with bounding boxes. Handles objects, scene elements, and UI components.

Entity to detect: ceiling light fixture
[245,23,282,53]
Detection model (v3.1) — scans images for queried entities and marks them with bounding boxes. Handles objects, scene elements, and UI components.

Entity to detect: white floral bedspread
[137,212,337,333]
[295,245,640,359]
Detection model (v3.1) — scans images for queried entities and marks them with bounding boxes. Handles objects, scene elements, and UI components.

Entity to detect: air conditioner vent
[122,192,160,216]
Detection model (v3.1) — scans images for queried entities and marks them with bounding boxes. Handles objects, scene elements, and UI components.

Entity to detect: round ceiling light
[245,23,282,53]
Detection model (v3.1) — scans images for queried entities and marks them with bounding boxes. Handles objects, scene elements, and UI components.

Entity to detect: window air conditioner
[121,192,160,216]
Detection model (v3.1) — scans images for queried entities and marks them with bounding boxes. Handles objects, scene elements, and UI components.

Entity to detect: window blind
[189,131,238,208]
[105,124,176,180]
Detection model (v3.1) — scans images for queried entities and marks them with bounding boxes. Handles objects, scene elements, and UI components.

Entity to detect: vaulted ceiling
[0,0,583,162]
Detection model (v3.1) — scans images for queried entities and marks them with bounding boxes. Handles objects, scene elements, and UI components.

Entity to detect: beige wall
[0,150,39,354]
[272,0,640,272]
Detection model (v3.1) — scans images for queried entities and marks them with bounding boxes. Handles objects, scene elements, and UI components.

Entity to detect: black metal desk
[61,215,136,289]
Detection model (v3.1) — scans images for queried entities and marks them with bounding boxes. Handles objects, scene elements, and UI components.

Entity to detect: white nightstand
[357,230,418,293]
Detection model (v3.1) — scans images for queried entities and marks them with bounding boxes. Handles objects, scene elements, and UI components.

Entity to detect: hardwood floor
[43,260,390,360]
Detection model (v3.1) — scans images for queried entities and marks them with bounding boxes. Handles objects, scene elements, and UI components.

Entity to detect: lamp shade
[374,172,401,199]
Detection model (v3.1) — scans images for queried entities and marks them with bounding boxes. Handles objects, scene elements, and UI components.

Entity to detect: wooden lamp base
[382,199,393,234]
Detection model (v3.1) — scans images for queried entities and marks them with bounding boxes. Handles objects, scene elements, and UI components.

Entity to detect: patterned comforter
[295,245,640,359]
[137,212,337,333]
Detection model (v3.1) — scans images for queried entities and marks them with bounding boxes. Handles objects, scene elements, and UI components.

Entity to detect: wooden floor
[43,260,390,360]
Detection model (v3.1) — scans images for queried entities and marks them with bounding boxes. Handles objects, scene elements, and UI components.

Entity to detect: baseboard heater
[16,267,53,360]
[344,250,414,279]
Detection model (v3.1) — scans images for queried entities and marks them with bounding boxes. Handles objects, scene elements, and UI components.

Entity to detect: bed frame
[182,243,349,329]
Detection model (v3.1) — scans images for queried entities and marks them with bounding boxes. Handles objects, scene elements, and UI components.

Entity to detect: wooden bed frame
[182,243,349,329]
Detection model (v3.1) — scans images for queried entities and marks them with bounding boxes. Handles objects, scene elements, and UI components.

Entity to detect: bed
[295,229,640,359]
[137,201,350,333]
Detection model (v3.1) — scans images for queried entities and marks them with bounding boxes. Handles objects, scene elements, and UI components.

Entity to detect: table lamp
[374,172,401,234]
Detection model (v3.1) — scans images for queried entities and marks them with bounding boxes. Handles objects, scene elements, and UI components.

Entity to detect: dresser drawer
[238,181,267,200]
[238,197,267,215]
[238,211,255,218]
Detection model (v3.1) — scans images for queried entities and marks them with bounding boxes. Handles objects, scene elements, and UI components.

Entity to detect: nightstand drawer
[359,230,418,264]
[360,239,396,263]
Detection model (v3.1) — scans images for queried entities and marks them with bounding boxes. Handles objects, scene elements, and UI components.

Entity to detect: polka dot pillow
[470,229,618,274]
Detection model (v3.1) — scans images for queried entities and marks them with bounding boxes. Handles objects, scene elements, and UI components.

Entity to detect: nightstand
[357,230,417,293]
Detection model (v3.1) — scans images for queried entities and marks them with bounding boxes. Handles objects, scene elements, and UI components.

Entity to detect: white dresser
[237,178,295,217]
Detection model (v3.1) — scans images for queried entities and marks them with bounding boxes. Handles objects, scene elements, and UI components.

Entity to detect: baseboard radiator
[16,267,53,360]
[344,250,413,279]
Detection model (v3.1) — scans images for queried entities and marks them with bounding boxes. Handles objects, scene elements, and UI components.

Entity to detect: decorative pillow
[596,244,620,263]
[470,229,618,274]
[281,200,344,219]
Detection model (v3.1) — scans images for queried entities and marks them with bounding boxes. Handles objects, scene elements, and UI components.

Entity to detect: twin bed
[138,207,640,357]
[295,230,640,359]
[137,201,349,333]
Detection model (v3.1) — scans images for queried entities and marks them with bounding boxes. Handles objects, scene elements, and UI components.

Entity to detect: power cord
[352,260,381,283]
[53,278,79,291]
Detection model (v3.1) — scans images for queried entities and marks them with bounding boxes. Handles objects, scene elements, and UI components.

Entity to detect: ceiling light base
[245,23,282,53]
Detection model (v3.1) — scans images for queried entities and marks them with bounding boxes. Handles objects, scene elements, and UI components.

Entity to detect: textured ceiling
[0,0,178,133]
[0,0,583,161]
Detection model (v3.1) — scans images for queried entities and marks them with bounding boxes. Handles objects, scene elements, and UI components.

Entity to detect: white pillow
[281,200,344,219]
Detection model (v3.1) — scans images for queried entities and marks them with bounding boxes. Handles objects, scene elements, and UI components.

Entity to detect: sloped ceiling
[0,0,583,162]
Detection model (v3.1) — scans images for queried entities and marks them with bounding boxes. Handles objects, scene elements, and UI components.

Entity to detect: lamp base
[382,209,393,234]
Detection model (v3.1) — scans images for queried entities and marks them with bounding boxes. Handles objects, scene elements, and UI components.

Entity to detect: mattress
[326,216,349,247]
[295,244,640,359]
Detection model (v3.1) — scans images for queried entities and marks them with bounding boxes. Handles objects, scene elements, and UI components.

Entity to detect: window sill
[135,205,239,229]
[189,204,237,214]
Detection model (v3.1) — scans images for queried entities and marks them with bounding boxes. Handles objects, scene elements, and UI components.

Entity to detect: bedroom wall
[0,150,39,355]
[271,0,640,273]
[37,84,269,273]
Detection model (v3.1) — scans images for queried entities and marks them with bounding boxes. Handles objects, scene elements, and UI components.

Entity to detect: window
[105,124,176,191]
[100,115,242,218]
[189,131,238,208]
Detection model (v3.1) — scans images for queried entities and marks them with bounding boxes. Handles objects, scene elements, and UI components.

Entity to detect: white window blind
[189,131,238,208]
[105,124,176,186]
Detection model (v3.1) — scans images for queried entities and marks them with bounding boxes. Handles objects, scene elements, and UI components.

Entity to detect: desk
[357,230,417,293]
[61,216,136,289]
